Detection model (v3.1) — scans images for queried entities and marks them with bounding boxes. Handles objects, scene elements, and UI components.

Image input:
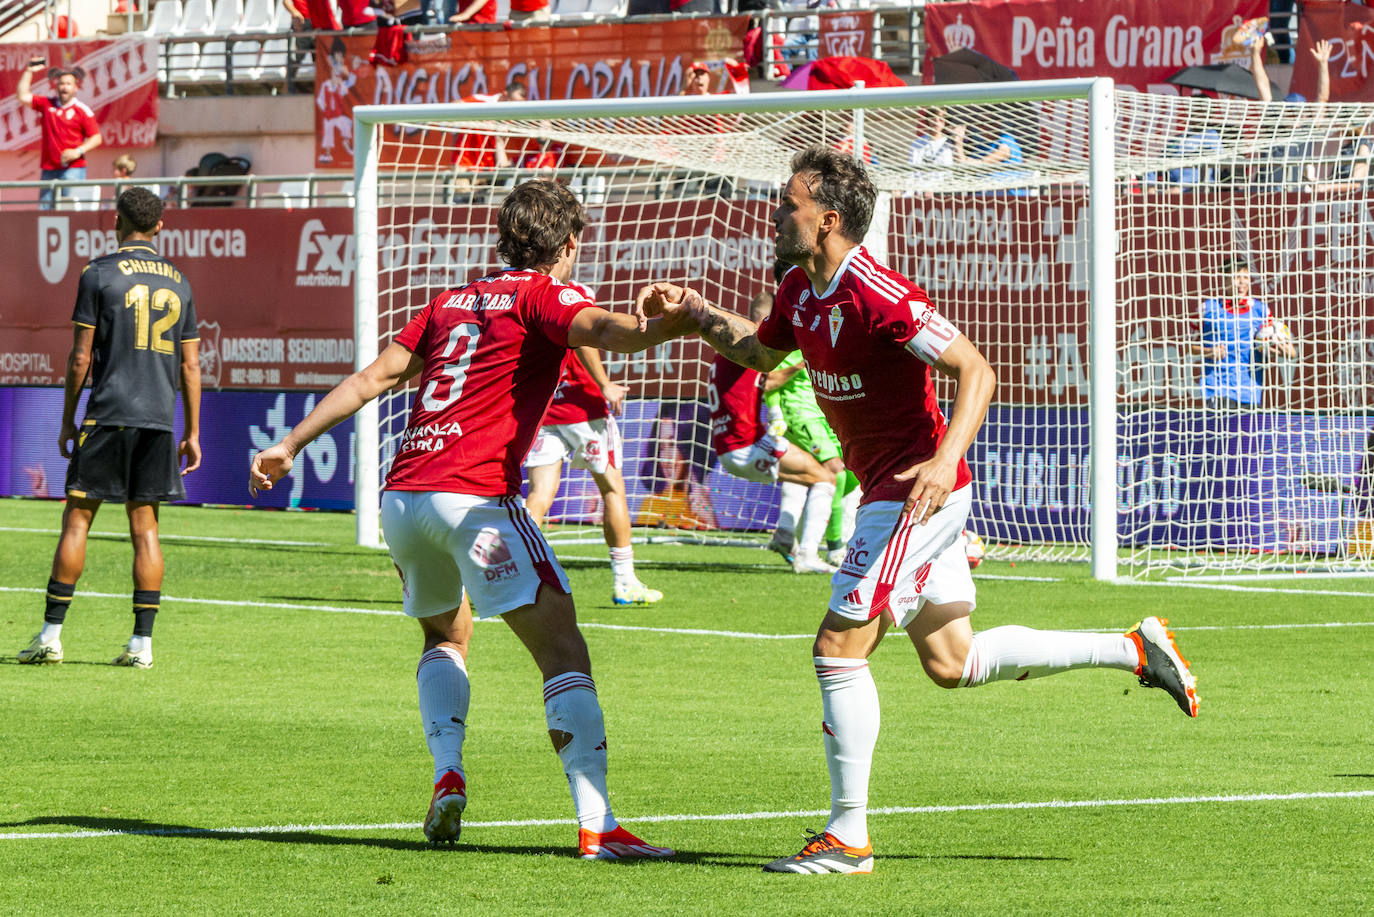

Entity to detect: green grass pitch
[1,497,1371,915]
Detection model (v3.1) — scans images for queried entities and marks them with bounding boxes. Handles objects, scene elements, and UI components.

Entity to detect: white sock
[841,486,862,544]
[40,622,62,643]
[959,626,1139,687]
[798,482,837,558]
[776,482,806,546]
[608,546,635,586]
[127,634,150,654]
[418,645,470,782]
[544,672,616,833]
[814,656,879,848]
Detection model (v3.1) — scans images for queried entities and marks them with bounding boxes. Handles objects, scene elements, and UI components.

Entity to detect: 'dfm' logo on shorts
[38,216,69,285]
[471,527,519,582]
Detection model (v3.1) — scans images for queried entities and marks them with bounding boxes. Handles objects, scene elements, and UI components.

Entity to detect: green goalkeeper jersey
[765,350,827,426]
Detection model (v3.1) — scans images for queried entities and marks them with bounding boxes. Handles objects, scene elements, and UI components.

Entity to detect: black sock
[44,579,75,625]
[132,590,160,638]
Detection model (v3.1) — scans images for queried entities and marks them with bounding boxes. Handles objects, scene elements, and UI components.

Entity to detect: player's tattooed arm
[636,282,784,371]
[693,298,787,372]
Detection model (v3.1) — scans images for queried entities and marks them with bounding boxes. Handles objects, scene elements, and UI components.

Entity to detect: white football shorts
[380,489,571,620]
[717,433,786,484]
[525,417,620,475]
[829,484,976,630]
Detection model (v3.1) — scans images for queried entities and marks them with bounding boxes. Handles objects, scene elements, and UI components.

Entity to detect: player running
[708,291,837,573]
[18,188,201,670]
[643,145,1199,875]
[251,180,694,858]
[524,319,662,606]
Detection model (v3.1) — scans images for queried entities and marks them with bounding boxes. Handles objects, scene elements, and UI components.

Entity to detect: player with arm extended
[524,323,663,606]
[1193,257,1296,409]
[643,145,1199,875]
[251,180,694,858]
[708,291,837,573]
[19,188,201,670]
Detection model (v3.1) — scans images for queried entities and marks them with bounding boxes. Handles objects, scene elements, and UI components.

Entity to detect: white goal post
[351,80,1374,581]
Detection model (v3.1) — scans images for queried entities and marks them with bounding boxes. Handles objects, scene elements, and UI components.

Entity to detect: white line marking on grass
[1170,571,1374,582]
[575,622,811,640]
[0,586,404,617]
[1128,580,1374,600]
[4,586,1373,638]
[3,789,1370,841]
[0,526,336,548]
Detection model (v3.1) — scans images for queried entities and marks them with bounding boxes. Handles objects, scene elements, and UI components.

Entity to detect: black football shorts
[65,425,186,503]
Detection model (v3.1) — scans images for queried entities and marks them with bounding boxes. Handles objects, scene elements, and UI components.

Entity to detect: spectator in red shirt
[16,58,102,210]
[421,0,496,23]
[509,0,550,23]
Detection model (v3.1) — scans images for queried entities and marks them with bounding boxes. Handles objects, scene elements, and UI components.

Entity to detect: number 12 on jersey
[123,283,183,354]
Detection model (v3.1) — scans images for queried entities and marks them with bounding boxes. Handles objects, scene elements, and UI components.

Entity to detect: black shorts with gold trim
[65,425,185,504]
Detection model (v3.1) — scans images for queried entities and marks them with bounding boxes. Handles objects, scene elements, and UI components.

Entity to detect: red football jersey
[757,247,972,504]
[30,95,99,171]
[386,271,594,496]
[544,350,609,426]
[707,352,766,457]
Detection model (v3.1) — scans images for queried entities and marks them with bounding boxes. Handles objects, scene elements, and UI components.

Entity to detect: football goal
[352,79,1374,580]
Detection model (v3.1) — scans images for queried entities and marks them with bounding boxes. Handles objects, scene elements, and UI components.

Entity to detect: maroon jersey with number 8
[386,271,594,496]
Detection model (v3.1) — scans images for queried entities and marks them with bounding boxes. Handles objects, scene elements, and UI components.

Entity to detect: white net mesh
[359,86,1374,575]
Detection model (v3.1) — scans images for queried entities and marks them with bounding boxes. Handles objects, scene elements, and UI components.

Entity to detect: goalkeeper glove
[766,405,787,439]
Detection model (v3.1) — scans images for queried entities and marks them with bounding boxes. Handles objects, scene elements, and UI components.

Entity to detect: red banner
[818,11,874,60]
[314,17,750,170]
[1292,1,1374,103]
[0,40,159,153]
[923,0,1267,94]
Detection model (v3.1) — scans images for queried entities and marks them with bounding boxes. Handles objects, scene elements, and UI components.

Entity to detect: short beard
[774,234,813,265]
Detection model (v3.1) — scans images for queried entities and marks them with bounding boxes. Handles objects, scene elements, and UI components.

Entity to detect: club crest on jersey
[828,305,844,346]
[558,287,588,306]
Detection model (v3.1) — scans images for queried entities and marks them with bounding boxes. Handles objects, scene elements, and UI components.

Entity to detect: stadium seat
[192,0,243,81]
[210,0,243,31]
[144,0,181,34]
[229,38,263,80]
[168,0,214,84]
[144,0,183,82]
[56,185,102,211]
[236,0,275,32]
[260,179,311,209]
[258,2,311,83]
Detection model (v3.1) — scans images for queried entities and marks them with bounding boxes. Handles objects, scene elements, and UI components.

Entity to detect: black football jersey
[72,241,198,432]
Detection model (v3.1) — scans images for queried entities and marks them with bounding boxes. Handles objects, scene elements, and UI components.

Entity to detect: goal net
[353,82,1374,579]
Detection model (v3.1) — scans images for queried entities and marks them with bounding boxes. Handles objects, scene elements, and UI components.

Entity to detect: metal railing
[0,173,356,210]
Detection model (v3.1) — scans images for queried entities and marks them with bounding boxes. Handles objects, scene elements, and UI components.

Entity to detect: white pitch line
[0,586,405,618]
[1127,580,1374,600]
[3,789,1371,841]
[0,526,336,548]
[1173,571,1374,583]
[3,586,1373,638]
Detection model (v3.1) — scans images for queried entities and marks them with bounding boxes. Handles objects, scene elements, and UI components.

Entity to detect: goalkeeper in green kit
[764,337,861,570]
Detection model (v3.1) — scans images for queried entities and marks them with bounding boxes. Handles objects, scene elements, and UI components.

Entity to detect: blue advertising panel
[2,388,355,510]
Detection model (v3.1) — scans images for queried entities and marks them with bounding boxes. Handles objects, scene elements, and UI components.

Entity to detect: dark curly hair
[789,143,876,243]
[496,180,586,271]
[116,186,163,234]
